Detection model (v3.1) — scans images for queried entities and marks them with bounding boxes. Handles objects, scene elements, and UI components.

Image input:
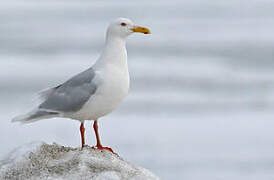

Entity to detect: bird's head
[106,18,151,39]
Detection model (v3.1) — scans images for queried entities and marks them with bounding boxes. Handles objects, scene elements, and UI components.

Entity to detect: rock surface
[0,142,159,180]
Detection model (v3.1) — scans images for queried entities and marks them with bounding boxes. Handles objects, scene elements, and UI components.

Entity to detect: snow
[0,142,159,180]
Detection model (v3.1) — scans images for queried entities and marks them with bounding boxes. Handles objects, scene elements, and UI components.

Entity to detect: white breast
[71,65,130,121]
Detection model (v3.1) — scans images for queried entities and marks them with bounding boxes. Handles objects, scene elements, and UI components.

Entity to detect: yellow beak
[131,26,151,34]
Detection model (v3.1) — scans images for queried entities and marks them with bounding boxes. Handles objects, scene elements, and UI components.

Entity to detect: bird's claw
[91,145,117,155]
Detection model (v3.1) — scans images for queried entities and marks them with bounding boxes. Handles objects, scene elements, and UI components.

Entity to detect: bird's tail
[12,108,60,124]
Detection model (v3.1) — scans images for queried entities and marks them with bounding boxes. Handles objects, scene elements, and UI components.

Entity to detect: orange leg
[92,120,116,154]
[80,123,85,149]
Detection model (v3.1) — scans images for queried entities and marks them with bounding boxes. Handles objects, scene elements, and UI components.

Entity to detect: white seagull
[12,18,151,153]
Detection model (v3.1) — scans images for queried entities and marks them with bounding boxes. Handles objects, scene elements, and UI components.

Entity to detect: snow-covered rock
[0,142,159,180]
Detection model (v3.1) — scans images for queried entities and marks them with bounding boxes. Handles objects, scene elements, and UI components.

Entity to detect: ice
[0,142,159,180]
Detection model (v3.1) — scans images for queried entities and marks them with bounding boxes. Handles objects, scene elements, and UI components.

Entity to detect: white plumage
[12,17,150,151]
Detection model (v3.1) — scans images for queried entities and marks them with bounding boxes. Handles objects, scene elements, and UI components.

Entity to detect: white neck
[95,34,128,68]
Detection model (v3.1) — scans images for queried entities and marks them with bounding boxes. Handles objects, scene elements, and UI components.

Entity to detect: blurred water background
[1,0,274,179]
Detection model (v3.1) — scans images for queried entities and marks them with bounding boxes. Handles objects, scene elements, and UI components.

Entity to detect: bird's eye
[120,22,127,26]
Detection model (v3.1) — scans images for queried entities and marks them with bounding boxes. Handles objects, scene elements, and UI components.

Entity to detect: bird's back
[12,68,98,123]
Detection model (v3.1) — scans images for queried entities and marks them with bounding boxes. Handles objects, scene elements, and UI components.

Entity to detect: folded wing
[39,67,97,113]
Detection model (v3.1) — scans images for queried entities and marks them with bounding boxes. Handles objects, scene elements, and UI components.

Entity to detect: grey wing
[39,68,97,113]
[37,85,61,101]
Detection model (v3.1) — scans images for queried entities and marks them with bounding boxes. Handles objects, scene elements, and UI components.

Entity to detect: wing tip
[11,109,61,124]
